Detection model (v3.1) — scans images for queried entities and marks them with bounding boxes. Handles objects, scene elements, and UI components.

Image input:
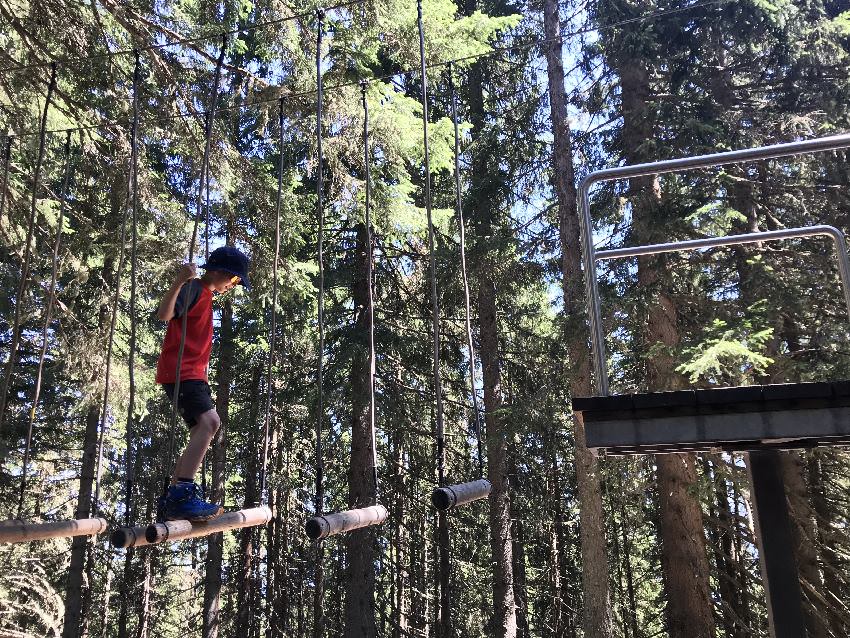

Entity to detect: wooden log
[110,525,155,549]
[305,504,388,540]
[431,479,492,511]
[0,517,107,544]
[144,506,273,545]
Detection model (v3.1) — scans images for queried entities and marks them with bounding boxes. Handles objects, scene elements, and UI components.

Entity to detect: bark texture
[343,223,379,638]
[616,47,716,638]
[542,0,613,635]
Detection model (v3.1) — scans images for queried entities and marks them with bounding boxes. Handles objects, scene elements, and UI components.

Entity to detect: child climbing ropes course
[155,245,250,521]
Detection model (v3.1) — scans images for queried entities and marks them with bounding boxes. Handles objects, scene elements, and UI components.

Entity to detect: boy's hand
[175,263,197,285]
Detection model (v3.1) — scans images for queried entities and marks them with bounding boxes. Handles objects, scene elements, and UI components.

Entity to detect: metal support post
[746,450,807,638]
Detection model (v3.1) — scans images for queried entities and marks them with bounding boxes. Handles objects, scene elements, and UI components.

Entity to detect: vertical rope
[315,8,326,522]
[447,63,485,478]
[360,80,379,503]
[125,51,141,528]
[259,98,285,504]
[164,35,227,497]
[203,34,226,264]
[419,6,454,632]
[199,39,225,495]
[0,136,13,222]
[416,0,446,488]
[312,12,327,638]
[16,130,73,518]
[93,139,137,518]
[0,64,57,436]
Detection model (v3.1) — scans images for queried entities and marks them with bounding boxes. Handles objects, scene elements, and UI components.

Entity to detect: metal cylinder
[110,525,153,549]
[305,504,388,540]
[144,506,273,545]
[431,479,492,511]
[0,517,107,544]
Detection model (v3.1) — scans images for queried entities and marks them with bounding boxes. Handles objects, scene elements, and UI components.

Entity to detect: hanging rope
[199,38,226,497]
[93,129,139,518]
[0,136,13,221]
[0,63,57,436]
[447,63,485,478]
[124,51,141,528]
[163,35,227,498]
[361,80,379,503]
[203,39,227,264]
[416,0,446,488]
[16,131,73,519]
[259,98,285,504]
[315,8,326,523]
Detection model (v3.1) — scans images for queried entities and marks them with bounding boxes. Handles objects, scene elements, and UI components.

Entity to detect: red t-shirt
[156,280,213,384]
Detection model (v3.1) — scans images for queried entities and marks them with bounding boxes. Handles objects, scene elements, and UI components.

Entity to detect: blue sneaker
[164,481,223,522]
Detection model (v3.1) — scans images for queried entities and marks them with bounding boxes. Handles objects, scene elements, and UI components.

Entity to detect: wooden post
[110,525,155,549]
[431,479,492,511]
[144,506,273,545]
[0,517,107,544]
[305,505,388,540]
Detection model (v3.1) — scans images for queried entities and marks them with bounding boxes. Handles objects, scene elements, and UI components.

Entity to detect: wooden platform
[572,381,850,455]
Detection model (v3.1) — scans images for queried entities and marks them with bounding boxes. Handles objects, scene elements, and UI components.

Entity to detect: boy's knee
[197,410,220,437]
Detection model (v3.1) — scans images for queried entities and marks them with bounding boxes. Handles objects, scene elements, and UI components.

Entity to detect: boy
[155,245,250,521]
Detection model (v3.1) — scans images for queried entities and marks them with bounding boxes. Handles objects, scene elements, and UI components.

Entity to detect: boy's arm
[157,264,197,321]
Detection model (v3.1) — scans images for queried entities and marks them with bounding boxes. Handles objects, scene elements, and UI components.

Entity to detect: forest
[1,0,850,636]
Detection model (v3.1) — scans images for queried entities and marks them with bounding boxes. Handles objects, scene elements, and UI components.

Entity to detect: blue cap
[201,246,251,289]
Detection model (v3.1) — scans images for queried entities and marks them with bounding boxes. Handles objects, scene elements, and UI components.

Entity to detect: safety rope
[314,8,326,523]
[416,0,446,488]
[124,51,141,528]
[16,131,73,519]
[163,35,227,503]
[203,39,227,264]
[0,63,57,436]
[0,136,12,221]
[447,62,485,478]
[259,98,285,504]
[93,120,138,518]
[199,38,226,497]
[361,80,379,503]
[312,12,327,637]
[419,5,454,629]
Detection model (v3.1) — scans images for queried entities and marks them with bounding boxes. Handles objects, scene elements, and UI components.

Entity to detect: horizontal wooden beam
[144,506,273,545]
[432,479,491,511]
[110,525,155,549]
[305,505,388,540]
[0,517,107,544]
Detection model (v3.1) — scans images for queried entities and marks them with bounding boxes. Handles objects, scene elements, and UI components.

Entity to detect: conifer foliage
[1,0,850,636]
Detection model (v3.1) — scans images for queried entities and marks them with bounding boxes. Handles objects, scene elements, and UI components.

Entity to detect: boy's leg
[173,408,220,481]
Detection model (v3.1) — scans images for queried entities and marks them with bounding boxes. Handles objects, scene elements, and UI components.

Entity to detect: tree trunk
[269,402,289,637]
[512,517,530,638]
[616,48,716,638]
[203,292,233,638]
[463,15,517,631]
[391,419,409,638]
[655,454,715,638]
[343,223,379,638]
[479,276,517,638]
[235,366,263,635]
[779,451,829,638]
[808,450,849,636]
[704,457,745,638]
[62,403,101,638]
[542,0,614,635]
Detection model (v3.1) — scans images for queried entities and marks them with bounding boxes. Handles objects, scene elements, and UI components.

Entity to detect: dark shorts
[162,380,215,427]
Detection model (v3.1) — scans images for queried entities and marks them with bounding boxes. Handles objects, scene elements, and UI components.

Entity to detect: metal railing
[578,133,850,396]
